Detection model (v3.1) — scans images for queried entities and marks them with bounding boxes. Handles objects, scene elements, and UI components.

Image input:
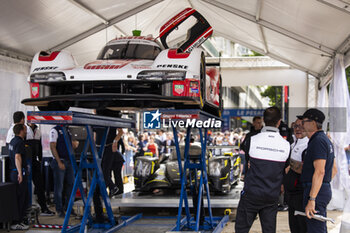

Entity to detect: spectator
[125,134,137,162]
[299,109,337,233]
[49,125,78,218]
[235,107,290,233]
[135,134,146,159]
[8,124,29,230]
[283,118,308,233]
[144,136,159,157]
[165,132,175,154]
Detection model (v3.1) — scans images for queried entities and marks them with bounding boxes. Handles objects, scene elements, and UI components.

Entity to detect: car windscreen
[97,43,161,60]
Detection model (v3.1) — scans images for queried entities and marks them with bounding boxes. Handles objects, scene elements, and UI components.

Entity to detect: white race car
[22,8,223,116]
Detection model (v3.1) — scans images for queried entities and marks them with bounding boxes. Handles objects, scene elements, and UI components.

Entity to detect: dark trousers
[303,183,332,233]
[92,185,104,222]
[10,171,29,222]
[112,158,124,193]
[102,147,124,193]
[50,159,74,213]
[31,160,48,211]
[286,192,307,233]
[235,192,278,233]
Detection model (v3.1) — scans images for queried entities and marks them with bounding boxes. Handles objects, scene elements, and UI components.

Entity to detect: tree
[260,86,283,108]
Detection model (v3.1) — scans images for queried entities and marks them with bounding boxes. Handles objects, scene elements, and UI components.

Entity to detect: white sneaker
[10,223,29,230]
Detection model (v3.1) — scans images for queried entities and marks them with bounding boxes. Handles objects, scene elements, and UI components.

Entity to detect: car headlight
[137,70,186,80]
[30,72,66,83]
[209,161,222,176]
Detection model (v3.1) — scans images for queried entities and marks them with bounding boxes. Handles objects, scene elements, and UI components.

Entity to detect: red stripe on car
[38,51,60,61]
[167,49,190,59]
[159,8,195,37]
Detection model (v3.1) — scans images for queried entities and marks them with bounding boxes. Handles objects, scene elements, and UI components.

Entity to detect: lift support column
[157,109,228,232]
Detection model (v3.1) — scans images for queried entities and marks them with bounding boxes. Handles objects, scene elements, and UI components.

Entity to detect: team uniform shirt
[283,137,308,195]
[49,126,72,160]
[244,126,290,202]
[8,136,27,171]
[301,130,334,184]
[6,123,33,143]
[290,137,309,162]
[26,125,43,161]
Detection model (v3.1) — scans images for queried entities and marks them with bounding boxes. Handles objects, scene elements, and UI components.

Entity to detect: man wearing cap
[299,108,337,233]
[235,107,290,233]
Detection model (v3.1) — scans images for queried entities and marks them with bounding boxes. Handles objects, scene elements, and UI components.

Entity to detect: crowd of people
[4,107,340,233]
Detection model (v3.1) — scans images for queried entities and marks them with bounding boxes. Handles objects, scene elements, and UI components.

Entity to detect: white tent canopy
[1,0,350,86]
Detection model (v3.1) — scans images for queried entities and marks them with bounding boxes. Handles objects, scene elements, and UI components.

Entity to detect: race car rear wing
[159,8,213,53]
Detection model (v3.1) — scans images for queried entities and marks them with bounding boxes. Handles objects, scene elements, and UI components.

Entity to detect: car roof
[107,36,161,48]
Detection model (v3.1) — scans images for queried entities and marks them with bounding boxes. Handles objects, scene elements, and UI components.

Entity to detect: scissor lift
[157,109,229,232]
[27,109,228,233]
[27,111,135,233]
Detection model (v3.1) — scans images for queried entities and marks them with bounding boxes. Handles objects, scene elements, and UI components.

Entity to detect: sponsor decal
[84,60,136,69]
[190,88,199,94]
[33,66,58,72]
[32,86,38,96]
[174,84,184,95]
[144,110,221,129]
[184,27,213,53]
[189,81,199,94]
[30,83,40,98]
[156,64,188,69]
[144,110,161,129]
[131,65,151,69]
[84,64,126,69]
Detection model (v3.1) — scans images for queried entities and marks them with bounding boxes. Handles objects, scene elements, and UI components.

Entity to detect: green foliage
[260,86,283,107]
[251,50,264,56]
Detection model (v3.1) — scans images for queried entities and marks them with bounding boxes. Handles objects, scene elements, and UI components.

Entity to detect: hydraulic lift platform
[27,111,135,233]
[75,186,242,209]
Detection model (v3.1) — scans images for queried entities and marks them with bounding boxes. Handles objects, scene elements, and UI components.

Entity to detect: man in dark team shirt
[8,124,29,230]
[235,107,290,233]
[299,108,337,233]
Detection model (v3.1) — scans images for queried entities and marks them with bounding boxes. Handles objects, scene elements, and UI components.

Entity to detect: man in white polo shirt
[283,117,308,233]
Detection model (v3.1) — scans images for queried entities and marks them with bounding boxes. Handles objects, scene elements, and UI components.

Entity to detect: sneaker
[110,186,119,196]
[278,205,288,211]
[40,208,55,216]
[11,223,29,230]
[58,211,66,218]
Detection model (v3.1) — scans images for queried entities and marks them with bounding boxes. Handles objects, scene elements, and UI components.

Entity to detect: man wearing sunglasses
[283,118,308,233]
[299,108,337,233]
